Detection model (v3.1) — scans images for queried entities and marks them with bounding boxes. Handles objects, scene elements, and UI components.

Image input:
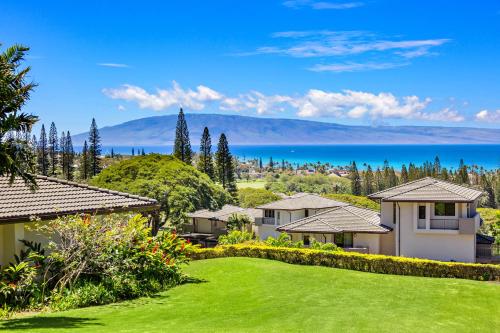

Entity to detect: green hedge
[190,245,500,281]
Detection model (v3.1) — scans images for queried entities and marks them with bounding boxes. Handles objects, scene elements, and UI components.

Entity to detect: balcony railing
[430,219,459,230]
[262,217,275,225]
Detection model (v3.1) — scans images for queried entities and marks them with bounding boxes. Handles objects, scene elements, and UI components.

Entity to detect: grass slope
[2,258,499,333]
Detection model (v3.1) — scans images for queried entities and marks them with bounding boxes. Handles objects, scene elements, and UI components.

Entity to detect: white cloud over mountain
[103,82,467,123]
[475,109,500,123]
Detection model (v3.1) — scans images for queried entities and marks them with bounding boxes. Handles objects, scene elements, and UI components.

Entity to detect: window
[343,233,353,247]
[393,203,397,224]
[434,203,455,216]
[334,233,344,247]
[264,210,275,218]
[303,235,310,246]
[305,209,309,217]
[418,206,426,219]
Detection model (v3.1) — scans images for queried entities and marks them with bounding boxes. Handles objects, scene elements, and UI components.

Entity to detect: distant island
[74,113,500,145]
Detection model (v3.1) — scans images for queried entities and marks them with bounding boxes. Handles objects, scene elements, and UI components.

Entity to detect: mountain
[73,113,500,145]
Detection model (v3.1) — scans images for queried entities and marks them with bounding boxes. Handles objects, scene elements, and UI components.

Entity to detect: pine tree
[37,125,49,175]
[363,165,374,195]
[141,148,145,156]
[60,131,67,178]
[350,161,362,195]
[259,157,263,170]
[400,164,409,183]
[110,148,115,158]
[375,167,384,191]
[457,159,469,184]
[173,108,192,164]
[215,133,237,200]
[441,168,449,180]
[88,118,102,176]
[31,134,38,163]
[48,122,59,176]
[433,156,441,177]
[79,140,90,180]
[65,131,75,180]
[389,167,398,187]
[131,148,135,156]
[197,127,215,180]
[268,156,274,171]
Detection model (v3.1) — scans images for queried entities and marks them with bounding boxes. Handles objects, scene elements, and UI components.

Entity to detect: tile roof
[368,177,483,202]
[257,193,348,210]
[0,175,159,222]
[188,205,263,222]
[277,205,390,234]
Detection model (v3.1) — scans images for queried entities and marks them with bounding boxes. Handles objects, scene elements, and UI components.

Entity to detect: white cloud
[98,63,130,68]
[309,62,407,72]
[117,105,126,111]
[102,81,223,111]
[104,82,467,123]
[283,1,364,10]
[475,109,500,123]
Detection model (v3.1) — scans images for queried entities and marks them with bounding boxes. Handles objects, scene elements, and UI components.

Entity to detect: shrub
[238,188,281,208]
[218,230,254,245]
[309,239,342,252]
[323,193,380,211]
[226,213,253,231]
[264,233,304,248]
[190,245,500,281]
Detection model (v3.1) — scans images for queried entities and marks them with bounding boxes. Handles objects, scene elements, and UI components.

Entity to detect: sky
[2,0,500,135]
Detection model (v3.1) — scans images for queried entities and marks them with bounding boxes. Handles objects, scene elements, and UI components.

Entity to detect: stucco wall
[193,218,214,233]
[398,202,475,262]
[353,233,380,254]
[255,224,281,240]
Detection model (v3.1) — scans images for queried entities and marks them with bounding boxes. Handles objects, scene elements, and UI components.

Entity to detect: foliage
[88,118,102,177]
[0,43,38,188]
[226,213,252,231]
[37,124,49,176]
[238,187,281,208]
[309,239,342,252]
[197,126,215,180]
[350,161,362,195]
[90,154,231,229]
[191,245,500,281]
[218,230,254,245]
[173,108,192,165]
[323,193,380,210]
[264,233,303,248]
[215,133,238,200]
[266,173,350,194]
[79,140,90,180]
[48,122,58,176]
[60,131,75,180]
[478,208,500,243]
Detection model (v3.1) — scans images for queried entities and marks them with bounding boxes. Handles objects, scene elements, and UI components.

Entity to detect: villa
[184,178,494,263]
[0,175,159,266]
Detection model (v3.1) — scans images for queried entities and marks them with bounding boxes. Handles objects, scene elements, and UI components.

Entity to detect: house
[0,175,159,266]
[276,205,391,253]
[181,205,262,247]
[255,193,348,240]
[368,177,484,263]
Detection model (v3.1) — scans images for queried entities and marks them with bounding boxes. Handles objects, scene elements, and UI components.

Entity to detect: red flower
[186,239,191,244]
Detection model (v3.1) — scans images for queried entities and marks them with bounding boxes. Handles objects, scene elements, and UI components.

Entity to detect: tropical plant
[218,230,254,245]
[0,43,38,188]
[226,213,252,231]
[265,233,303,248]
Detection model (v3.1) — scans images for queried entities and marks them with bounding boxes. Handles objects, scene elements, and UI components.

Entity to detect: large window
[343,233,353,247]
[334,233,344,247]
[303,235,310,246]
[434,203,455,216]
[264,210,275,218]
[418,206,426,219]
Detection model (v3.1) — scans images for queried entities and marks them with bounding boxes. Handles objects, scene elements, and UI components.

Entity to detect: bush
[323,193,380,211]
[190,245,500,281]
[264,233,304,248]
[218,230,254,245]
[238,188,281,208]
[265,174,349,195]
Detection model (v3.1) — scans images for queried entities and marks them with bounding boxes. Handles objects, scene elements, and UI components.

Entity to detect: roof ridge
[377,179,438,201]
[344,205,380,227]
[368,177,434,198]
[277,206,342,229]
[34,174,158,203]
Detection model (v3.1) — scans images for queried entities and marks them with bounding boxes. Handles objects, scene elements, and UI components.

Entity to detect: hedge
[190,245,500,281]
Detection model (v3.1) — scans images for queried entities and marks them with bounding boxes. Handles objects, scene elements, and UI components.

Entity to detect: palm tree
[0,44,38,188]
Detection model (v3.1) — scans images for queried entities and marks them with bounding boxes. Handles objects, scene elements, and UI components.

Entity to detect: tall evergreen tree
[173,108,192,164]
[259,157,263,170]
[197,127,215,180]
[363,165,374,195]
[141,148,145,156]
[375,167,384,191]
[268,156,274,171]
[388,167,398,187]
[60,131,67,177]
[48,122,59,176]
[400,164,409,183]
[433,156,441,177]
[88,118,102,176]
[79,140,90,180]
[457,159,469,184]
[110,148,115,158]
[350,161,362,195]
[131,148,134,156]
[65,131,75,180]
[37,124,49,175]
[215,133,238,200]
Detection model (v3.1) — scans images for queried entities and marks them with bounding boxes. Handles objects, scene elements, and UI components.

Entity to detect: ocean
[91,144,500,170]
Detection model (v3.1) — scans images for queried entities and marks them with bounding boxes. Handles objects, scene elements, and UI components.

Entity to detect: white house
[368,177,484,263]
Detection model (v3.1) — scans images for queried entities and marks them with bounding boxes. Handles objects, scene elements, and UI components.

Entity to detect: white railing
[430,219,459,230]
[262,217,275,225]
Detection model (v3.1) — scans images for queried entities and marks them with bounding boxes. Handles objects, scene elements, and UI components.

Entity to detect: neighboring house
[255,193,348,240]
[0,175,159,266]
[181,205,262,247]
[276,205,391,254]
[368,177,484,263]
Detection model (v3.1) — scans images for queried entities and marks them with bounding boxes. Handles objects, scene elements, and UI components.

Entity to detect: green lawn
[2,258,499,332]
[236,179,266,189]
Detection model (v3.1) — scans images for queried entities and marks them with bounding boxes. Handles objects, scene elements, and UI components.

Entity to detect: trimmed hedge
[190,245,500,281]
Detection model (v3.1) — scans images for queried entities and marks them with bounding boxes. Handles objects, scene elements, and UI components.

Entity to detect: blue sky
[2,0,500,135]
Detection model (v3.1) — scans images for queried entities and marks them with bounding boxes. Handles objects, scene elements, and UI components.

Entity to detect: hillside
[74,113,500,145]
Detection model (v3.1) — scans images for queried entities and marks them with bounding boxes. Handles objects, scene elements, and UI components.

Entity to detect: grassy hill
[4,258,499,332]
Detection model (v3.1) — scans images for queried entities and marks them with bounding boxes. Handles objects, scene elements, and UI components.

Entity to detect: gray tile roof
[188,205,263,222]
[368,177,483,202]
[0,175,159,222]
[257,193,348,210]
[277,205,390,234]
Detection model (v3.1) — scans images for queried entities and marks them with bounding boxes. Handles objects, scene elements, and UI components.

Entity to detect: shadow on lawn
[0,316,102,330]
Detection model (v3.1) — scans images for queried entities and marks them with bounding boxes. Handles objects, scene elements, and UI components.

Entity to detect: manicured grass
[2,258,499,332]
[236,179,266,189]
